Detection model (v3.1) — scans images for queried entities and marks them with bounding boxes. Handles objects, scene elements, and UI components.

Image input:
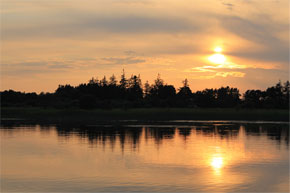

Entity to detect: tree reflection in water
[1,121,289,150]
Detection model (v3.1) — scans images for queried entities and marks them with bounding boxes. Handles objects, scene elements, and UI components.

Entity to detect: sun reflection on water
[211,157,223,169]
[210,155,224,176]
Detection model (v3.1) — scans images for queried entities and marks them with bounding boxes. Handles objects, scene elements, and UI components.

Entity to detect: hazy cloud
[222,2,234,10]
[2,15,203,40]
[102,57,146,65]
[2,61,73,77]
[220,15,289,64]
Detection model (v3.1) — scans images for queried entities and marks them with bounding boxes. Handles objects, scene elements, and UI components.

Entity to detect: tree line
[1,71,289,109]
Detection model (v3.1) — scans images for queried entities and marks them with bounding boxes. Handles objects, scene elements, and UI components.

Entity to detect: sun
[208,53,226,64]
[214,47,223,53]
[208,46,226,64]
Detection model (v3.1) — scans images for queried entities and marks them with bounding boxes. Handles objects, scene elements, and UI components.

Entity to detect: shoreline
[1,107,289,124]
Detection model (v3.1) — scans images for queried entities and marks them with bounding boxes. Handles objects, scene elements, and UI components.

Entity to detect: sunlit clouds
[187,46,247,79]
[1,0,289,92]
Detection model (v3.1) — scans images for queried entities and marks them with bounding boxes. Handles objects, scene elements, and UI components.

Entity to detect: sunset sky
[1,0,289,93]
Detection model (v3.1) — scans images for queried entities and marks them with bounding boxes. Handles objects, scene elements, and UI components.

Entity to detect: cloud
[222,2,234,10]
[112,0,153,5]
[2,14,203,40]
[2,68,68,77]
[1,61,73,77]
[187,65,288,84]
[83,16,198,33]
[124,50,138,56]
[186,62,247,79]
[216,71,244,77]
[2,61,73,69]
[48,64,72,69]
[187,61,247,73]
[1,55,147,77]
[101,57,146,65]
[188,69,246,79]
[197,71,245,79]
[220,15,289,64]
[2,62,48,67]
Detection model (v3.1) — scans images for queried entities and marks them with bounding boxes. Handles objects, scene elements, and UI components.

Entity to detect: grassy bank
[1,107,289,123]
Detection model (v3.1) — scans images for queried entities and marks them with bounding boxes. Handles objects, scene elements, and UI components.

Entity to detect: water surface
[1,121,289,192]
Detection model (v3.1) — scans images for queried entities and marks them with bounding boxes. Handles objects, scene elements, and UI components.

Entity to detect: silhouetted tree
[154,73,164,88]
[1,74,289,109]
[216,86,240,107]
[109,74,117,86]
[144,81,151,98]
[128,75,143,100]
[263,81,281,108]
[243,90,265,108]
[178,79,192,97]
[119,69,128,89]
[148,74,164,98]
[79,95,96,109]
[88,77,99,85]
[100,76,108,86]
[194,89,216,107]
[283,81,289,108]
[145,74,176,107]
[55,85,76,98]
[177,79,193,107]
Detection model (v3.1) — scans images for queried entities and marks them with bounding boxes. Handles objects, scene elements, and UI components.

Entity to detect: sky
[1,0,289,93]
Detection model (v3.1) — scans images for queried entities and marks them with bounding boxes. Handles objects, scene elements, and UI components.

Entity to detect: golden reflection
[1,125,289,192]
[211,156,223,169]
[210,155,224,176]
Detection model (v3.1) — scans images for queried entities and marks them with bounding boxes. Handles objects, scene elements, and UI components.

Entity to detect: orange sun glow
[208,47,226,64]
